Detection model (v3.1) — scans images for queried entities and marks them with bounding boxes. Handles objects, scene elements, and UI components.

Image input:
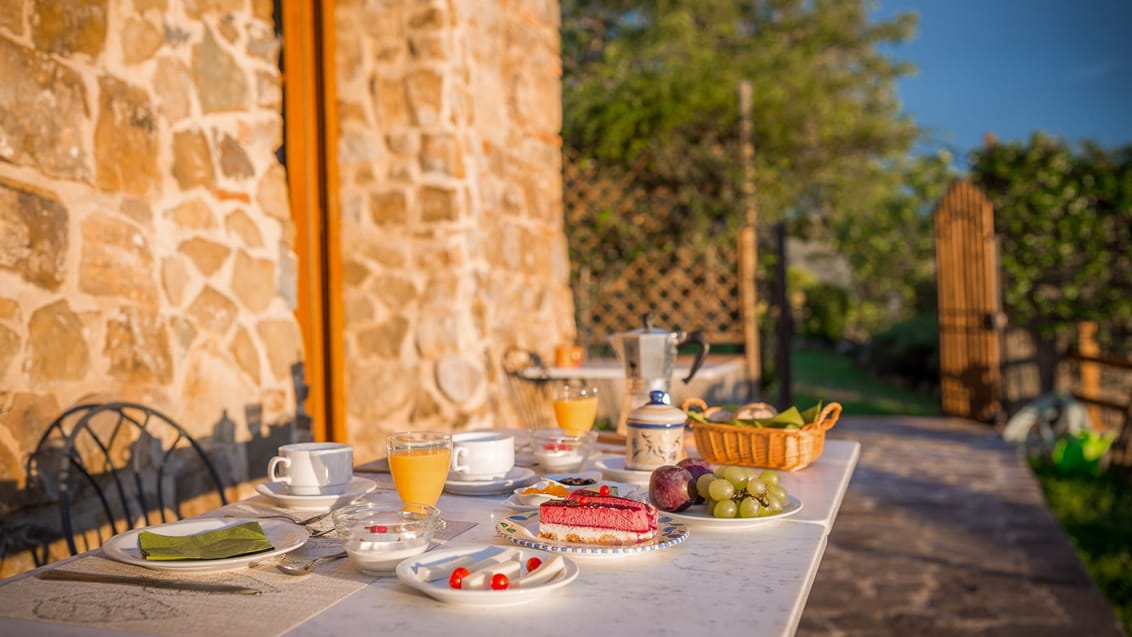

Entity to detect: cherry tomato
[599,484,610,496]
[448,567,470,589]
[526,557,543,572]
[490,573,510,590]
[367,525,387,533]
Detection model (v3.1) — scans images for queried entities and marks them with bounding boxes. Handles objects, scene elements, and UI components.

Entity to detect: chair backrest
[501,347,555,429]
[35,402,228,556]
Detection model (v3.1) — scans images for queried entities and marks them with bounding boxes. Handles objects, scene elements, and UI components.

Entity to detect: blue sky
[872,0,1132,167]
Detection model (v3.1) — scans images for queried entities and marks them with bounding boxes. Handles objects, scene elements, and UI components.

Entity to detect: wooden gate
[935,181,1003,422]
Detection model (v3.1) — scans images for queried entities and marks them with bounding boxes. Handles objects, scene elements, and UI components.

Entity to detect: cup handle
[267,456,291,484]
[450,447,468,474]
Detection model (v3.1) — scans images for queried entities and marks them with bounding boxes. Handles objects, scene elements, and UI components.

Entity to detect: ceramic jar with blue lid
[625,390,688,471]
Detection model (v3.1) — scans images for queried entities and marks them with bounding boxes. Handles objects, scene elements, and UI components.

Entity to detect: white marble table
[0,440,859,637]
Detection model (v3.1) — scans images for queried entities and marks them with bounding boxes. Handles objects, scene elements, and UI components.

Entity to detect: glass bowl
[530,429,597,472]
[331,501,443,575]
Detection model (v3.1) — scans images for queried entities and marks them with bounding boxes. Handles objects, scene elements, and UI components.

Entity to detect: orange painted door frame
[281,0,345,442]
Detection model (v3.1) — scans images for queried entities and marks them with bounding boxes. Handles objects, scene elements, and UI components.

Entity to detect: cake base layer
[538,521,656,546]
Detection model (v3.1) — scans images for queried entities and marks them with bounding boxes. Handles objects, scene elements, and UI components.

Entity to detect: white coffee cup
[268,442,354,495]
[449,432,515,480]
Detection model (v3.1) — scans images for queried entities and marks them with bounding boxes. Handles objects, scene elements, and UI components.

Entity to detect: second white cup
[268,442,354,495]
[449,432,515,481]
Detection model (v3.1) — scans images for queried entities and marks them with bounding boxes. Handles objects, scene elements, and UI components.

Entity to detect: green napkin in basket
[138,521,275,561]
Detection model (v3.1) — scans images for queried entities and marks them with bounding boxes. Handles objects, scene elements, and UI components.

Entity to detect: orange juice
[553,396,599,434]
[389,447,451,506]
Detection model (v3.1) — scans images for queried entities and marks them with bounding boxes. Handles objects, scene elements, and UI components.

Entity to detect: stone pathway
[797,416,1126,637]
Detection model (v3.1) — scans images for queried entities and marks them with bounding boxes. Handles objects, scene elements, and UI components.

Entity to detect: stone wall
[0,1,302,576]
[334,0,574,459]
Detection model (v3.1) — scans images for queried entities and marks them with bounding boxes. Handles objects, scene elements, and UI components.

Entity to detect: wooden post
[738,79,762,401]
[775,222,792,408]
[1078,321,1103,428]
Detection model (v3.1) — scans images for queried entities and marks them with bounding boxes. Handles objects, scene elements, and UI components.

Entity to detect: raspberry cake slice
[538,489,658,545]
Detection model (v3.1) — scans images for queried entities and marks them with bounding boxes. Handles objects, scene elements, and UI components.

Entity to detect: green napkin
[138,521,275,561]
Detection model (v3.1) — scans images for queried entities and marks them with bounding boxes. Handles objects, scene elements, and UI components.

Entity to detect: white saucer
[255,476,377,511]
[593,455,654,485]
[444,467,538,496]
[664,495,803,528]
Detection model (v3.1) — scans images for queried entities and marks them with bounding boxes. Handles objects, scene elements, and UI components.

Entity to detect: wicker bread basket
[683,400,842,471]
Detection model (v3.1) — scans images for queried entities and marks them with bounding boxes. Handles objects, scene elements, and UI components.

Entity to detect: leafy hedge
[860,315,939,389]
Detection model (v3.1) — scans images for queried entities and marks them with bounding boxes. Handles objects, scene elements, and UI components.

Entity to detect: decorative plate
[663,495,803,528]
[495,511,688,558]
[396,545,579,607]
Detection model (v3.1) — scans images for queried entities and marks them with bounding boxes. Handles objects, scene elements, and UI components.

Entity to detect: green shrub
[862,315,939,389]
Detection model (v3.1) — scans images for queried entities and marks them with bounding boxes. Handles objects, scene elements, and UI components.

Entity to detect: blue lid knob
[648,390,671,405]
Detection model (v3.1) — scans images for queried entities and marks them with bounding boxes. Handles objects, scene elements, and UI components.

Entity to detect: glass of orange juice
[552,380,599,435]
[386,431,453,507]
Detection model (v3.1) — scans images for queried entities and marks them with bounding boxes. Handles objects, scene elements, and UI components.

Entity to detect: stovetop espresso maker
[609,314,709,434]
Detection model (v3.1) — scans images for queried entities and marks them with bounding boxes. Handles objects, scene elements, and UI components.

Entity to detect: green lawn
[784,346,941,417]
[779,345,1130,634]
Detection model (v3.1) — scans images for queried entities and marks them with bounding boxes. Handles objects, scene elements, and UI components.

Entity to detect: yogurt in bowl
[332,500,442,575]
[530,429,596,472]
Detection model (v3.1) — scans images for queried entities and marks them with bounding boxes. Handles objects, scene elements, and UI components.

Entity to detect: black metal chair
[501,347,556,429]
[27,402,229,556]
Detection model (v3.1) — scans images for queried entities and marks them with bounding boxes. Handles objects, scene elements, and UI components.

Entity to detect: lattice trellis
[563,150,756,356]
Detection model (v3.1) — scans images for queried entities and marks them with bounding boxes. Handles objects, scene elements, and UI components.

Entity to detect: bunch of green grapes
[695,466,790,518]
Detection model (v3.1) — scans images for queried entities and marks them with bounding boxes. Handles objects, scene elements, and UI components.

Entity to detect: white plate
[101,518,307,573]
[504,479,644,511]
[255,476,378,511]
[396,545,579,606]
[593,455,654,485]
[444,466,538,496]
[663,495,803,528]
[495,511,689,558]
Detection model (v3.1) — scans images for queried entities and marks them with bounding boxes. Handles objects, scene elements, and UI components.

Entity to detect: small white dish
[593,455,654,485]
[396,545,579,606]
[101,518,307,573]
[504,478,645,511]
[255,476,377,511]
[495,511,689,558]
[444,466,537,496]
[663,495,804,528]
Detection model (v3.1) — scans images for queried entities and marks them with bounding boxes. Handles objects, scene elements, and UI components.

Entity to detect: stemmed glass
[386,432,452,508]
[551,380,599,435]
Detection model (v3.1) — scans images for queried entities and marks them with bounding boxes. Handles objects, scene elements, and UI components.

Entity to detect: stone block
[95,75,160,195]
[27,300,90,383]
[405,69,443,125]
[218,133,255,180]
[121,16,162,64]
[31,0,108,57]
[187,286,238,335]
[0,178,68,291]
[104,306,173,384]
[255,318,301,381]
[0,37,91,181]
[357,316,409,358]
[229,326,261,384]
[172,129,217,189]
[224,209,264,247]
[0,323,18,378]
[420,185,458,222]
[161,255,190,306]
[167,198,216,230]
[256,163,289,220]
[153,57,193,122]
[178,237,231,277]
[79,213,158,306]
[192,27,247,113]
[370,190,408,226]
[230,250,276,312]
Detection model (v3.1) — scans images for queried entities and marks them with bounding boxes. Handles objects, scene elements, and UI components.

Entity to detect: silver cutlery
[275,551,348,576]
[37,569,262,595]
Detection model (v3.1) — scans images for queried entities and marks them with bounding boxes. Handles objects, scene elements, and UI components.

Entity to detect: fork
[275,551,348,576]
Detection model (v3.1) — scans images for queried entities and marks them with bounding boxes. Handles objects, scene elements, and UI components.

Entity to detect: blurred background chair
[26,401,228,556]
[501,347,556,429]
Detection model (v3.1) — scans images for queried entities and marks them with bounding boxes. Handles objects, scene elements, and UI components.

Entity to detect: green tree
[969,134,1132,386]
[561,0,936,343]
